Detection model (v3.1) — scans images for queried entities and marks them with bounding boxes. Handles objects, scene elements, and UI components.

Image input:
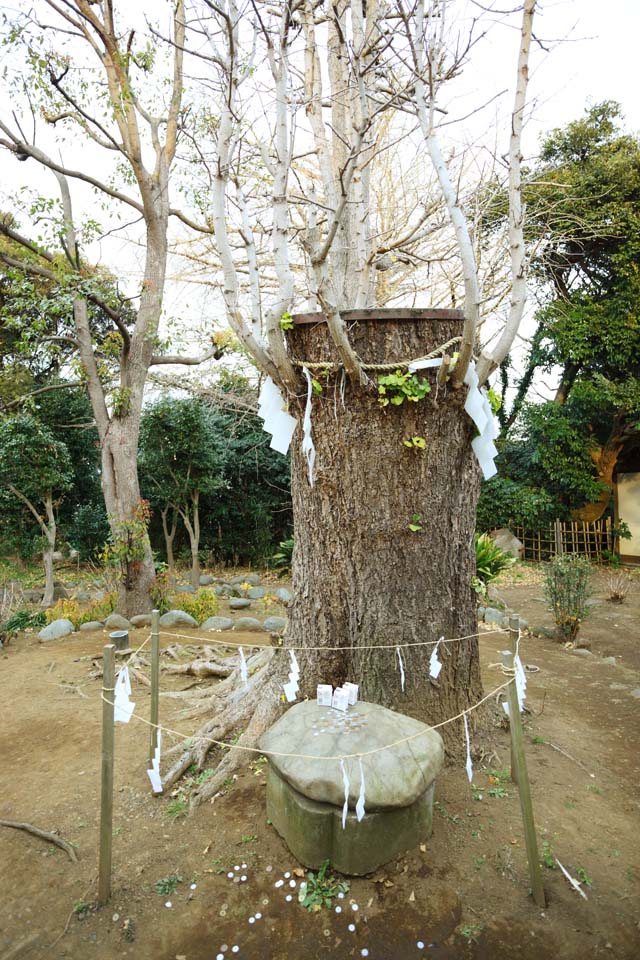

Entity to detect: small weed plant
[377,370,430,407]
[543,555,592,642]
[4,608,46,632]
[166,798,188,820]
[475,534,515,592]
[541,840,557,870]
[298,859,349,912]
[271,537,294,574]
[155,874,183,896]
[605,571,631,604]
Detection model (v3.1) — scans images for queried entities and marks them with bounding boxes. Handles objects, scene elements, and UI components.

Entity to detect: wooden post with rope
[98,643,115,905]
[149,609,160,770]
[502,616,546,907]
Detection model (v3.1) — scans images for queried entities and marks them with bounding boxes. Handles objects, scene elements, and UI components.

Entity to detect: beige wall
[617,472,640,559]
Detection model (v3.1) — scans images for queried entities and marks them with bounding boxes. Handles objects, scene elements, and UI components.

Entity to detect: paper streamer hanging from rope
[396,646,406,692]
[257,377,297,455]
[239,647,248,686]
[340,759,350,830]
[147,730,162,793]
[282,650,300,703]
[463,712,473,783]
[429,637,443,679]
[356,757,366,822]
[301,367,316,486]
[114,666,135,724]
[408,356,499,480]
[555,858,588,900]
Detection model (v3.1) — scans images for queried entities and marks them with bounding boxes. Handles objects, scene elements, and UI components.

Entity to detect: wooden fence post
[502,617,546,908]
[149,609,160,768]
[98,643,115,905]
[554,518,563,558]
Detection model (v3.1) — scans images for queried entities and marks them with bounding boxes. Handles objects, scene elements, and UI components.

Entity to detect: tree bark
[160,505,178,583]
[180,492,201,589]
[42,494,57,608]
[286,311,482,752]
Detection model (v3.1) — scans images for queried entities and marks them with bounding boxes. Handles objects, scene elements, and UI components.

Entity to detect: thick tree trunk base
[286,311,483,753]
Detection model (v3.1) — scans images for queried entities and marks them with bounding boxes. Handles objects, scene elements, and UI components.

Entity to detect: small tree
[0,414,72,605]
[139,398,228,587]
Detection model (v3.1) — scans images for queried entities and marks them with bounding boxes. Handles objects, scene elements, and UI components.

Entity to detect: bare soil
[1,568,639,960]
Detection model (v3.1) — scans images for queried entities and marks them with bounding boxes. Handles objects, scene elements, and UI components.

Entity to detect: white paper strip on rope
[282,650,300,703]
[114,666,135,724]
[396,646,406,692]
[340,759,350,829]
[463,712,473,783]
[146,729,162,793]
[301,367,317,486]
[356,757,366,822]
[239,647,248,686]
[429,638,443,679]
[257,377,297,455]
[555,858,588,900]
[464,361,499,480]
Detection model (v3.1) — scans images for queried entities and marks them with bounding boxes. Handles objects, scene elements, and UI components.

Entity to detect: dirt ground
[1,567,639,960]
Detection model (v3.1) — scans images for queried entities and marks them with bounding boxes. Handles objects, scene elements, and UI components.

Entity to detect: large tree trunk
[285,310,482,751]
[101,419,156,617]
[181,492,201,589]
[160,505,178,584]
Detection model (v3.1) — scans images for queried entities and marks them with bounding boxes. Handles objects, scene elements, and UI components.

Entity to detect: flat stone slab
[80,621,104,632]
[159,610,198,627]
[201,616,234,631]
[38,619,75,641]
[263,616,287,633]
[260,700,444,810]
[229,598,251,610]
[233,617,264,632]
[266,764,435,876]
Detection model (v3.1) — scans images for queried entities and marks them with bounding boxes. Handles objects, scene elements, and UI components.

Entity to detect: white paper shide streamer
[555,858,588,900]
[340,759,350,830]
[146,730,162,793]
[257,377,296,455]
[114,666,135,724]
[429,637,443,679]
[282,650,300,703]
[355,757,366,822]
[239,647,248,686]
[301,367,316,486]
[464,361,499,480]
[396,646,406,692]
[463,712,473,783]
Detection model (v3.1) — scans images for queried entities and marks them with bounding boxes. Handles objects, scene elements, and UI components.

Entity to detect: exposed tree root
[162,658,233,679]
[0,819,78,862]
[160,647,284,804]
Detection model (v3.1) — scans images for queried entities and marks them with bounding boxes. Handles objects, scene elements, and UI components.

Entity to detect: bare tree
[0,0,223,614]
[156,0,536,804]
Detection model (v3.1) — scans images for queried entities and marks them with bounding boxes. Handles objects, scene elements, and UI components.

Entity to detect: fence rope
[157,626,509,653]
[101,677,513,763]
[289,335,463,374]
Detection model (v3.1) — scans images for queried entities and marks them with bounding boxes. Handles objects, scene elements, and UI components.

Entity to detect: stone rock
[104,613,132,630]
[92,590,106,601]
[201,616,234,632]
[261,700,444,810]
[230,575,246,585]
[52,550,65,562]
[214,584,229,596]
[199,574,215,586]
[490,528,524,560]
[263,616,287,633]
[247,586,266,600]
[159,610,198,628]
[483,607,505,626]
[477,606,486,622]
[274,587,292,604]
[630,689,640,699]
[38,619,75,641]
[53,581,69,600]
[574,635,591,650]
[233,617,265,632]
[229,598,251,610]
[518,617,529,630]
[130,614,152,628]
[80,621,104,632]
[176,584,197,594]
[244,574,262,586]
[602,656,617,666]
[573,648,592,657]
[267,764,435,876]
[75,590,91,602]
[262,700,444,876]
[22,588,44,603]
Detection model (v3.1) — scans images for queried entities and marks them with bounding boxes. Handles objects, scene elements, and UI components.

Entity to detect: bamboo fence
[508,518,614,563]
